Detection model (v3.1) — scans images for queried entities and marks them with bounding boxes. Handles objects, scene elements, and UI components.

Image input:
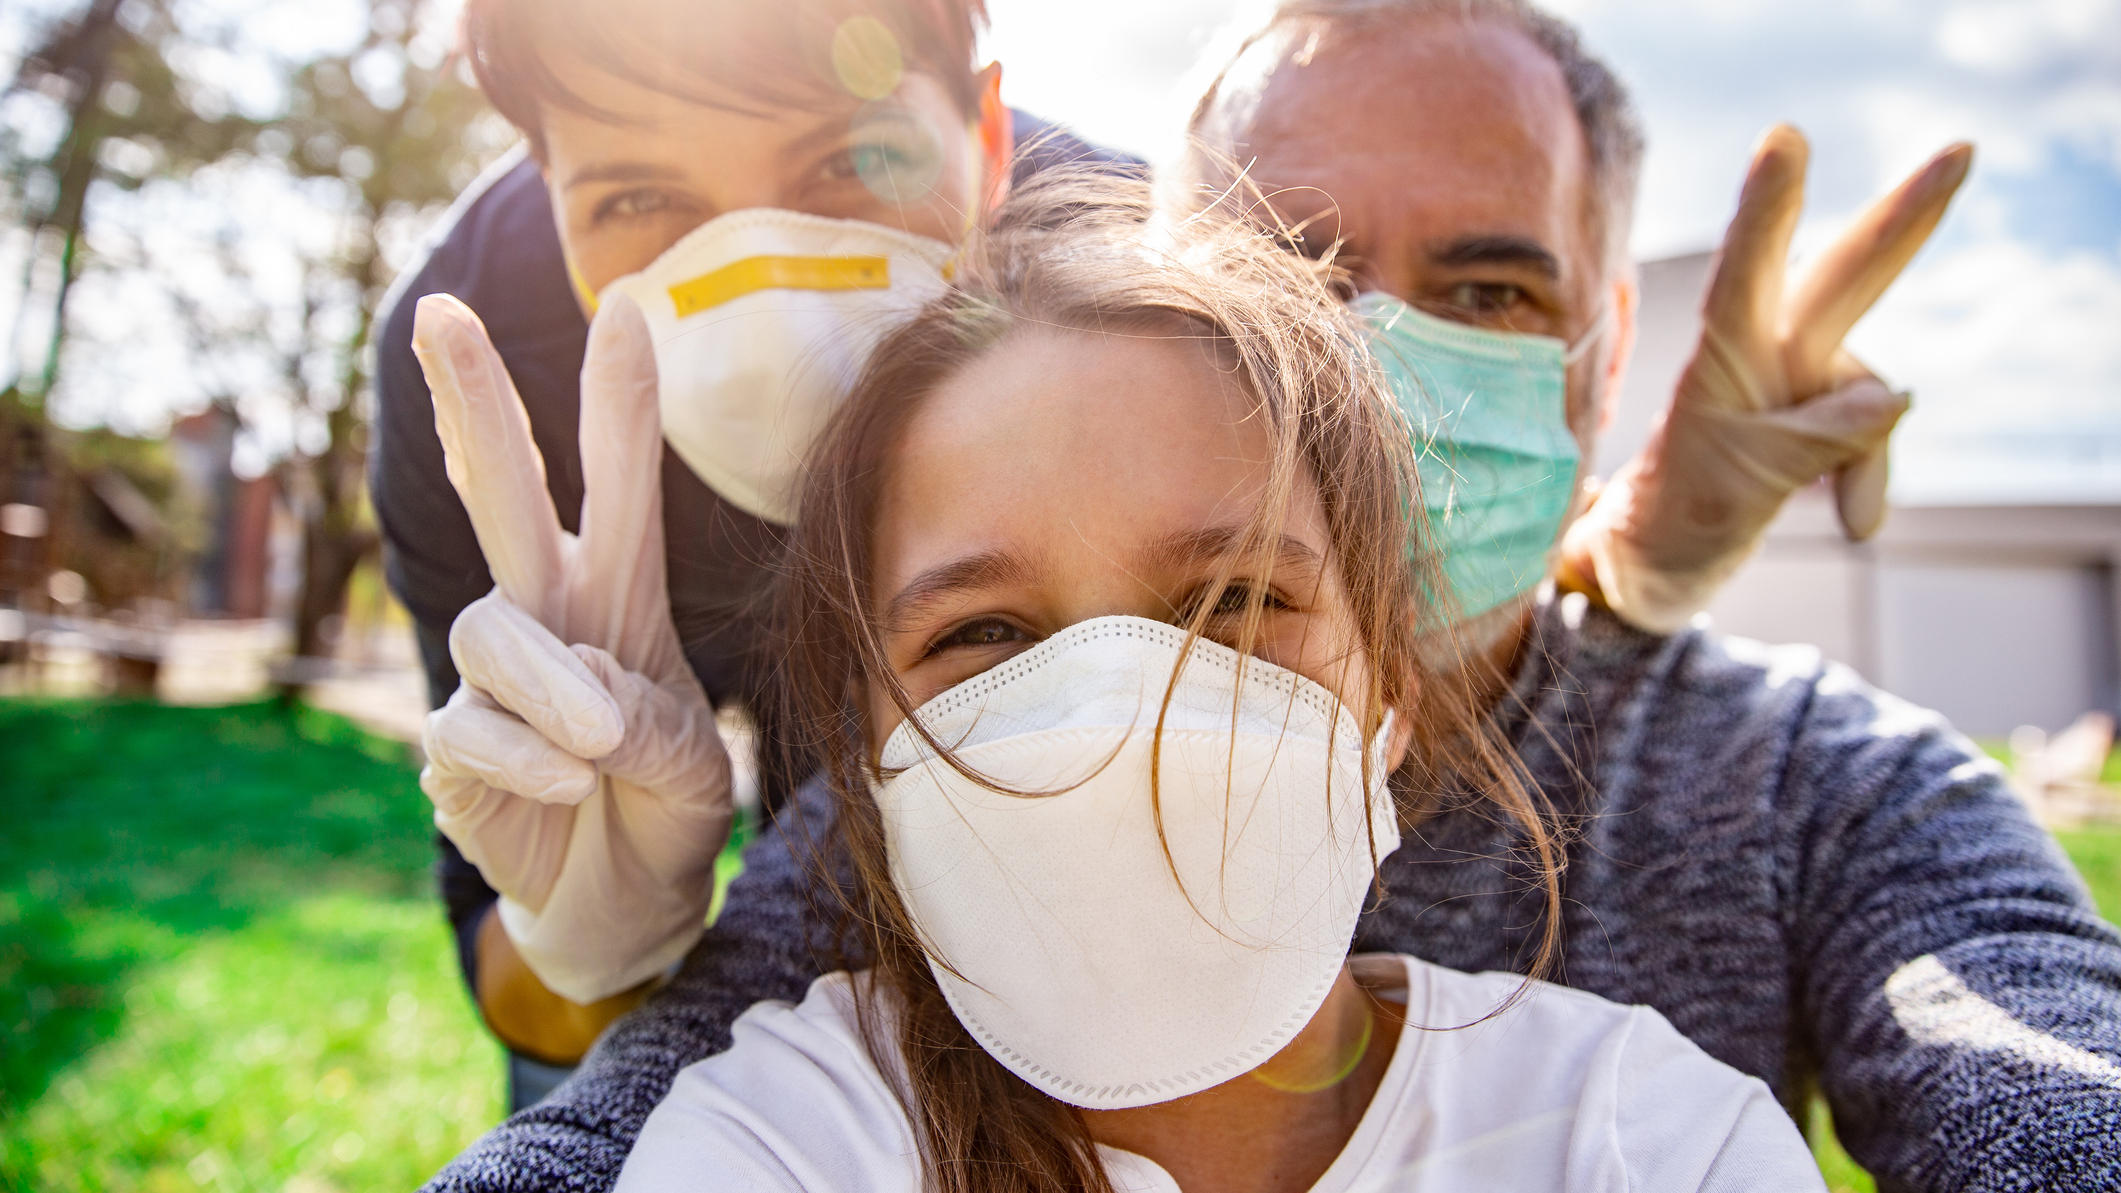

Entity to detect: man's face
[539,46,1007,307]
[1224,14,1633,456]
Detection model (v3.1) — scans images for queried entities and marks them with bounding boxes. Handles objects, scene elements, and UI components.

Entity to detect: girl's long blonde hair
[752,169,1563,1193]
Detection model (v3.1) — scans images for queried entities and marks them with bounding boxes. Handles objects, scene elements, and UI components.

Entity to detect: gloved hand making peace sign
[1562,128,1973,632]
[411,292,733,1006]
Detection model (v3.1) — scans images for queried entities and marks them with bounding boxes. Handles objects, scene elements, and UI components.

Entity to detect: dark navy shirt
[369,114,1141,988]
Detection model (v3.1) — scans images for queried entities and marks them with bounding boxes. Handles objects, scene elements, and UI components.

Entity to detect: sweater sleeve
[1779,663,2121,1192]
[419,777,846,1193]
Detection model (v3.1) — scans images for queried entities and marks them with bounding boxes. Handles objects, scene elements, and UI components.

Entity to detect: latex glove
[411,292,734,1005]
[1561,128,1973,632]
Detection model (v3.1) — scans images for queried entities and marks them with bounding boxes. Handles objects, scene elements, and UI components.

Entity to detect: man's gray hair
[1188,0,1646,266]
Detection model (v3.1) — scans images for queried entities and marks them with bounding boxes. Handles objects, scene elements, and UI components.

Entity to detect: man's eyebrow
[882,549,1036,630]
[1143,525,1327,575]
[1424,234,1562,280]
[562,160,689,191]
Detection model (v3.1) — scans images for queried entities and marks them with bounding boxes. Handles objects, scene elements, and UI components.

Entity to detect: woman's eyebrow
[1143,525,1325,574]
[882,549,1035,630]
[562,160,688,191]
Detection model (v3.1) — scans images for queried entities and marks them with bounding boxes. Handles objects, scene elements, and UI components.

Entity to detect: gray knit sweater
[421,595,2121,1192]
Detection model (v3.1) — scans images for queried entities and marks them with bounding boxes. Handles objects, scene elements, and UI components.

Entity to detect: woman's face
[540,53,1008,306]
[866,325,1390,746]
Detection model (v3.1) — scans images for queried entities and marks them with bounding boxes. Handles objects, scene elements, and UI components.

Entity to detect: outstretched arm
[1781,673,2121,1191]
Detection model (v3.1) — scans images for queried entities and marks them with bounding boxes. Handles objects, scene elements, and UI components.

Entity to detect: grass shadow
[0,699,438,1122]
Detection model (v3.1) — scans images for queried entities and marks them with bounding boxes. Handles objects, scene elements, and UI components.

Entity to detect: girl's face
[866,326,1395,748]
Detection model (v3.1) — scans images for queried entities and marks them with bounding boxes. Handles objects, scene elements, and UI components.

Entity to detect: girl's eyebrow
[1143,525,1325,575]
[882,549,1036,631]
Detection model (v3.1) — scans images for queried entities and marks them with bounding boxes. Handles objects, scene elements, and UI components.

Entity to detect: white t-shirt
[617,954,1825,1193]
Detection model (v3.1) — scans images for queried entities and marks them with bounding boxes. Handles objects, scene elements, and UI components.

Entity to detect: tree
[3,0,504,690]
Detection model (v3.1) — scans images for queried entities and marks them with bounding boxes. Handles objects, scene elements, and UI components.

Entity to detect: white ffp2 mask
[599,208,956,525]
[876,616,1400,1110]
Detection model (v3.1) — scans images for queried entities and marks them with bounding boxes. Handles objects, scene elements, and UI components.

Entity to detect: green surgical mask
[1352,292,1603,620]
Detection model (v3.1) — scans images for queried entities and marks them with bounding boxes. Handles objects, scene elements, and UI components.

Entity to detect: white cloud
[1936,0,2121,75]
[1854,239,2121,433]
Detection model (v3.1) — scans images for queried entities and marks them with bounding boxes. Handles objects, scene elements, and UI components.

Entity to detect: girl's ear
[1383,678,1417,772]
[974,62,1013,213]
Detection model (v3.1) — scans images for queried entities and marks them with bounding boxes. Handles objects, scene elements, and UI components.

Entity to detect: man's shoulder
[1535,594,2001,819]
[1543,593,1911,745]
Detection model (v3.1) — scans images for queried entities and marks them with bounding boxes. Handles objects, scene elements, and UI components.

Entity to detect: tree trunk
[277,515,376,707]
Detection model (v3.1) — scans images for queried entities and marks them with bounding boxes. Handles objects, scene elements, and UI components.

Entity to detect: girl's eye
[924,618,1029,658]
[591,188,678,225]
[1194,581,1293,620]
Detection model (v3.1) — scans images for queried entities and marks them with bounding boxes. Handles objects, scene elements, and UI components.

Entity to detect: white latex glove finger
[423,684,600,807]
[1837,444,1892,541]
[1700,125,1808,369]
[449,592,624,760]
[412,294,569,622]
[1781,145,1973,394]
[572,644,734,802]
[422,293,726,1004]
[571,295,686,681]
[1567,376,1907,633]
[1566,133,1967,633]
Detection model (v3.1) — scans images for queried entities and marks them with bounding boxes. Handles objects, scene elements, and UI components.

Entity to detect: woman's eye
[822,123,944,202]
[591,188,678,225]
[829,142,912,181]
[924,618,1028,657]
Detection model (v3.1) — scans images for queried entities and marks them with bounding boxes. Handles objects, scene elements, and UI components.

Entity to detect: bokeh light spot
[832,17,904,101]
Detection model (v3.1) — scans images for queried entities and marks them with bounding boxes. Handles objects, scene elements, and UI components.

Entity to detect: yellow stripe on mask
[667,255,893,318]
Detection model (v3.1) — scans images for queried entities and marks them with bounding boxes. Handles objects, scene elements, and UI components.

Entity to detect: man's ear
[975,62,1014,213]
[1597,271,1640,436]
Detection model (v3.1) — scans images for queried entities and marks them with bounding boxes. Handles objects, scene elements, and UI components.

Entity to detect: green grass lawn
[1,700,504,1193]
[2,699,2115,1192]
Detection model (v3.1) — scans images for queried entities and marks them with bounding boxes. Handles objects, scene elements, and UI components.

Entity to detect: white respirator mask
[875,616,1400,1110]
[595,208,957,525]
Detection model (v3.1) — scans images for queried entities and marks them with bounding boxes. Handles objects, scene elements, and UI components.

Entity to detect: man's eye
[1440,281,1530,316]
[923,618,1028,657]
[591,188,678,225]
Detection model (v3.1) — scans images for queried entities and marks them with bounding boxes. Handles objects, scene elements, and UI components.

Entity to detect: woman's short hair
[462,0,990,160]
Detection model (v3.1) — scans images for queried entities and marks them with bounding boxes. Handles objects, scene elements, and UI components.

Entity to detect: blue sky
[5,0,2117,500]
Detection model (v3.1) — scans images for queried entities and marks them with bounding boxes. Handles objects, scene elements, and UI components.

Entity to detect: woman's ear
[974,62,1014,213]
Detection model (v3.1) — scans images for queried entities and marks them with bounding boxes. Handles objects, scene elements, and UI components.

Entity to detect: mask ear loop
[1563,303,1613,366]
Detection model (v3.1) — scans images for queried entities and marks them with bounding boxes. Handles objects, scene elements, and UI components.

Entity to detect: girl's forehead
[872,326,1329,589]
